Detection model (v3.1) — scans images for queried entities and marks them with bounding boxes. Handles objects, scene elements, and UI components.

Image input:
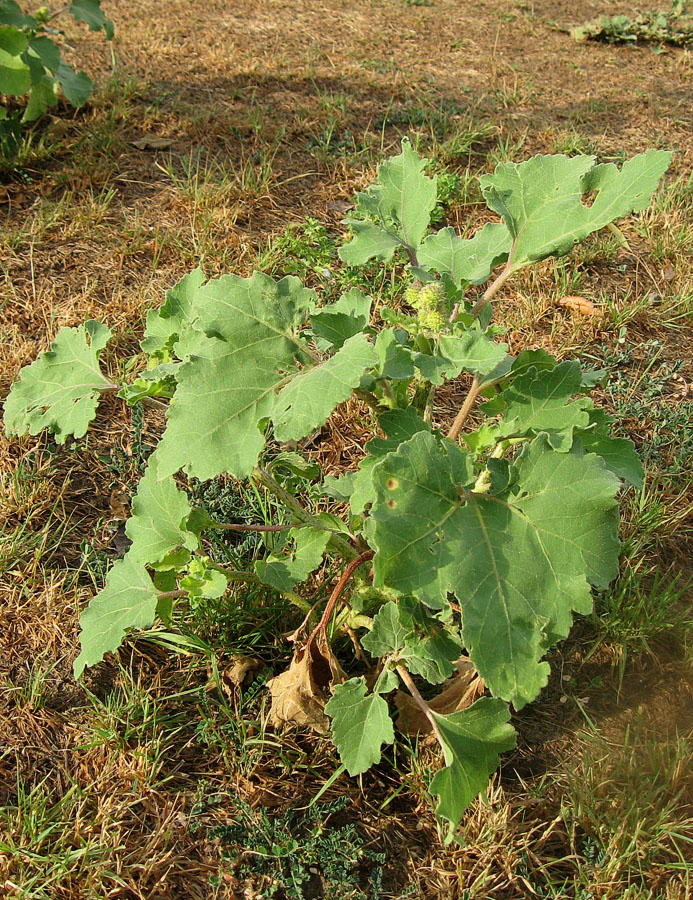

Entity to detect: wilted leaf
[267,633,345,733]
[396,657,485,735]
[131,134,175,150]
[556,295,601,316]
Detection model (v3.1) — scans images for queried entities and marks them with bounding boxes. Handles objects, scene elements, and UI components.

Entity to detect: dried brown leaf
[131,135,175,151]
[227,654,263,686]
[395,657,485,735]
[267,633,345,734]
[555,295,600,316]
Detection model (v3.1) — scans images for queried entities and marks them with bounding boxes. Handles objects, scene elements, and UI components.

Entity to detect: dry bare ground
[1,1,692,898]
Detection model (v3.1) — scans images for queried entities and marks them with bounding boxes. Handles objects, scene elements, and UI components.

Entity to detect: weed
[596,340,693,474]
[209,796,385,899]
[573,3,693,47]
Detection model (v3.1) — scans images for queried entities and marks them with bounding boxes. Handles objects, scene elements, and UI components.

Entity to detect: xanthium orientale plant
[0,0,113,133]
[4,141,671,842]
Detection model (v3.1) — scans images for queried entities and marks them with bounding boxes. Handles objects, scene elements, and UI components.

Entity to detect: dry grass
[1,0,692,897]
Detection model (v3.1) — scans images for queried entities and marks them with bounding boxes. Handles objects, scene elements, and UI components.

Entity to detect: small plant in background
[572,1,693,47]
[0,0,113,153]
[3,141,671,842]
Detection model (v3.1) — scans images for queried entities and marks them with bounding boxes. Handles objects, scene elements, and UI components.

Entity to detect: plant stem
[156,590,188,601]
[469,236,519,320]
[308,550,374,644]
[396,664,441,738]
[221,569,312,614]
[355,388,382,411]
[252,467,358,561]
[448,376,481,441]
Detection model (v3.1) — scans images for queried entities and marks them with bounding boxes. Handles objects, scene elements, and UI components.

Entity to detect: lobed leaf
[310,288,372,349]
[3,321,112,443]
[577,408,644,487]
[124,453,198,565]
[73,554,159,678]
[69,0,114,39]
[339,139,437,265]
[496,360,593,450]
[141,267,206,357]
[429,698,516,843]
[154,272,315,480]
[255,526,331,593]
[418,222,512,286]
[325,676,395,775]
[362,600,462,684]
[272,332,377,443]
[481,151,672,270]
[0,44,30,95]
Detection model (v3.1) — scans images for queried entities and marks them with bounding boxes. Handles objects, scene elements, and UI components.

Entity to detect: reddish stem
[307,550,374,645]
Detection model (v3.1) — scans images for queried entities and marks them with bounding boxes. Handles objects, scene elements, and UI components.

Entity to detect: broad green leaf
[438,331,510,381]
[0,2,36,28]
[481,152,672,270]
[55,61,91,107]
[0,46,29,95]
[325,677,395,776]
[577,409,643,488]
[418,223,512,286]
[74,553,159,677]
[154,273,316,480]
[374,667,399,694]
[429,698,516,843]
[374,328,415,380]
[310,288,372,349]
[70,0,114,39]
[27,35,61,72]
[405,629,463,684]
[255,526,330,592]
[349,408,432,516]
[141,267,206,357]
[339,139,437,265]
[497,361,592,450]
[337,223,402,267]
[510,348,557,379]
[370,432,620,707]
[413,330,510,386]
[125,453,198,565]
[361,601,408,658]
[0,25,26,56]
[3,320,112,443]
[272,332,377,443]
